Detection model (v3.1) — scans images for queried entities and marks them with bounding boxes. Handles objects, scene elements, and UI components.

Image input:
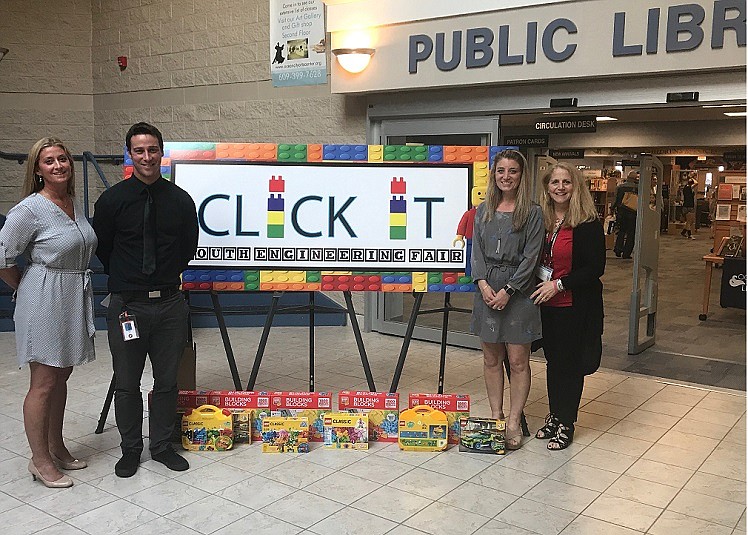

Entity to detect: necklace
[41,191,72,212]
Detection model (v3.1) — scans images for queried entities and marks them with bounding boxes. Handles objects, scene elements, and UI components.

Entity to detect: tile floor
[0,324,744,535]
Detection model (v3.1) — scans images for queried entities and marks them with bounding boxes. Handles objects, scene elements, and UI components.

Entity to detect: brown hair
[539,162,598,230]
[482,149,534,231]
[23,138,76,198]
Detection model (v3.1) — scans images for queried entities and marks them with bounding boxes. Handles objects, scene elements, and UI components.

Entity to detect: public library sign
[331,0,745,93]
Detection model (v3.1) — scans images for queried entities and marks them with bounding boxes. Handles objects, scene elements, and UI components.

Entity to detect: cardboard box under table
[338,390,399,442]
[408,393,470,444]
[269,392,332,442]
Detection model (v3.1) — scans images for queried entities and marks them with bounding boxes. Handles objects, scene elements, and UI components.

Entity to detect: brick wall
[91,0,366,155]
[0,0,96,212]
[0,0,367,212]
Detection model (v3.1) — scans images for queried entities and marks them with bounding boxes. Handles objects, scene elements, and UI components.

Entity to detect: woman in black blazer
[530,162,606,450]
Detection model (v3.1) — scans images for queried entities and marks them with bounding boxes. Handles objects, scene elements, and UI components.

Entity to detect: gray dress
[0,194,97,367]
[470,203,543,344]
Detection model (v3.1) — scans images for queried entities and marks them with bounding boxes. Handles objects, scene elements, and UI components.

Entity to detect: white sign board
[173,162,471,271]
[270,0,327,87]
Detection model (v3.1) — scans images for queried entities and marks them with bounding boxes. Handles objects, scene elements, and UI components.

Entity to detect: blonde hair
[22,138,76,198]
[539,162,598,230]
[482,149,534,231]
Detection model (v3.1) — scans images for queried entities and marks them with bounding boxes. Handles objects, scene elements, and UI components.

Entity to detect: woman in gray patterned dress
[471,149,543,450]
[0,138,97,488]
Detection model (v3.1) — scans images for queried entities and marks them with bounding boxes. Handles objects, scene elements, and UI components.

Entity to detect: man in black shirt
[93,122,198,478]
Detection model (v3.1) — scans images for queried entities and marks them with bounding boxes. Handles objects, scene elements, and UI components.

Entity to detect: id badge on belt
[535,264,553,282]
[119,311,140,341]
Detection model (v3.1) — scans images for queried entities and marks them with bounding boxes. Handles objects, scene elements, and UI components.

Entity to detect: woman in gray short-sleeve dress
[471,149,543,450]
[0,138,97,488]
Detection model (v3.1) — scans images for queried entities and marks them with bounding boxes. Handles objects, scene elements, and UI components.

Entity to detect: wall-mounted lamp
[331,48,375,74]
[0,48,9,62]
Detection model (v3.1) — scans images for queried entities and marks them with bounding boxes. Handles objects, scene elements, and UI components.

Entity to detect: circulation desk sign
[270,0,327,87]
[173,161,471,271]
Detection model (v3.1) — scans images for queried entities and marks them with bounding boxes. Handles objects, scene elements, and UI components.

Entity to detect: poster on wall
[269,0,327,87]
[173,161,471,271]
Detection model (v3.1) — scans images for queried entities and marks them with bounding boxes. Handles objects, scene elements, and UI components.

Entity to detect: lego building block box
[338,391,399,442]
[398,404,448,451]
[408,393,470,444]
[181,405,234,451]
[261,416,309,453]
[459,417,505,455]
[323,413,369,450]
[270,392,332,442]
[209,391,271,444]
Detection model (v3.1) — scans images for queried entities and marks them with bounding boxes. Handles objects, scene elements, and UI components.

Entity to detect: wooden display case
[713,172,746,255]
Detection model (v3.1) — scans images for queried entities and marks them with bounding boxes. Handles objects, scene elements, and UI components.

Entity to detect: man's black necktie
[142,188,156,275]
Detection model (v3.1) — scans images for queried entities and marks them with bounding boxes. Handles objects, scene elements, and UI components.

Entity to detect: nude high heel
[28,461,73,488]
[51,453,87,470]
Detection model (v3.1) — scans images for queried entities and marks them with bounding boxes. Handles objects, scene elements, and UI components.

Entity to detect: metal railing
[0,148,121,217]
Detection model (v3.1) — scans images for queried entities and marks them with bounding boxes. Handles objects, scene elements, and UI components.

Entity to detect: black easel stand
[95,290,243,434]
[388,291,530,436]
[246,291,376,392]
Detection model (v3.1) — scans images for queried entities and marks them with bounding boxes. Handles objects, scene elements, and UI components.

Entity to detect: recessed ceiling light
[596,116,618,122]
[703,104,746,108]
[724,112,747,117]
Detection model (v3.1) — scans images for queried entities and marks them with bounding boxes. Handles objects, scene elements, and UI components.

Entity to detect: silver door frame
[364,116,498,348]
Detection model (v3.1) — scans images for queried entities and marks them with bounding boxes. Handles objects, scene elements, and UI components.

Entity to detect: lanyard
[543,217,565,265]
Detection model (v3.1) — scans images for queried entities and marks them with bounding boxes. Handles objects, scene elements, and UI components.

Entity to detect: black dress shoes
[151,448,189,472]
[115,451,141,478]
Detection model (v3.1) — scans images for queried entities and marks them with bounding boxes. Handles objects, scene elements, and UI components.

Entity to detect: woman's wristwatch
[556,279,564,292]
[502,284,516,296]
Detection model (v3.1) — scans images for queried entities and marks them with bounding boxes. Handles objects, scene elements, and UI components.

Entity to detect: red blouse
[546,227,573,307]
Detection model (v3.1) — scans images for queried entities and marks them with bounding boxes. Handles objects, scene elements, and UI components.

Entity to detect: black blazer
[533,219,606,374]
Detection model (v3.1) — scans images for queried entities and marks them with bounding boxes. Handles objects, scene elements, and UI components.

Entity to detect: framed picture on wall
[716,204,732,221]
[738,204,747,223]
[741,187,747,202]
[732,184,741,199]
[717,183,734,201]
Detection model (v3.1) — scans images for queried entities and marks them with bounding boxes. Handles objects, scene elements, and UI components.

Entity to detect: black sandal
[535,414,560,440]
[548,423,574,450]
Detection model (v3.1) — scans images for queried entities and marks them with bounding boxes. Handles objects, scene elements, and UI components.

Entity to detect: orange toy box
[209,390,271,443]
[338,391,399,442]
[408,393,470,444]
[270,392,332,442]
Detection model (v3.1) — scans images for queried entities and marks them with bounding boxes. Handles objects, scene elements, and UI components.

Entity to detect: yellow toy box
[261,416,310,453]
[323,413,369,450]
[408,393,470,444]
[338,391,399,442]
[398,405,449,451]
[270,391,332,442]
[181,405,234,451]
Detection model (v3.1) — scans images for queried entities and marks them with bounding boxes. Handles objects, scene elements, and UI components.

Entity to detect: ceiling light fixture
[331,48,375,74]
[724,111,747,117]
[0,48,8,62]
[596,116,618,122]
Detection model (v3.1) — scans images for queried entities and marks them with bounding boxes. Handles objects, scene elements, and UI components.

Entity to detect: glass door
[365,117,498,348]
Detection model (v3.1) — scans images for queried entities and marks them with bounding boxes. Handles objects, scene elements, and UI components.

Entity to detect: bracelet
[556,279,564,292]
